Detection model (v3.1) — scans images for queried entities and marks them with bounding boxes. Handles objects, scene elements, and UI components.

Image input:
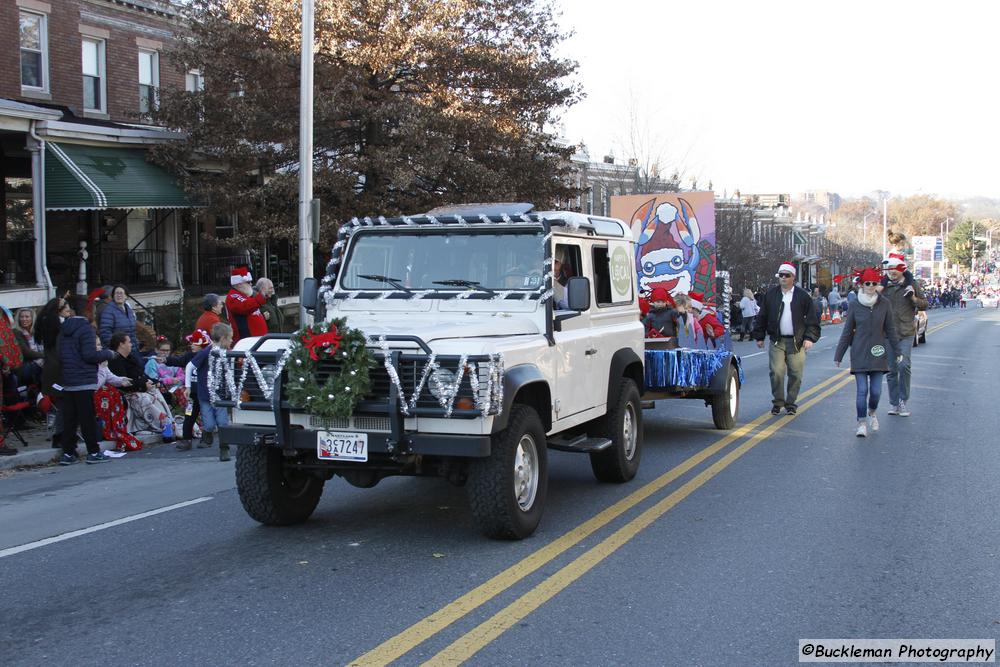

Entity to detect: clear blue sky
[555,0,999,199]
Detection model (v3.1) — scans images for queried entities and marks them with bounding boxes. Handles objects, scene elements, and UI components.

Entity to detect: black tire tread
[711,366,739,430]
[590,379,642,483]
[235,445,324,526]
[467,405,547,539]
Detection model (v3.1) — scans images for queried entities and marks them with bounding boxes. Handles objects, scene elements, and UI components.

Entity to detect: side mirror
[301,277,319,312]
[566,276,590,311]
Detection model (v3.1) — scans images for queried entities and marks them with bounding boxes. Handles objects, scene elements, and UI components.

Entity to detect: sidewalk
[1,421,163,472]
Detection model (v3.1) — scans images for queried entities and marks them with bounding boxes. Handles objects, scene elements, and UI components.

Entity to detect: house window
[19,11,48,90]
[138,49,159,113]
[82,38,106,113]
[215,214,237,240]
[185,69,204,92]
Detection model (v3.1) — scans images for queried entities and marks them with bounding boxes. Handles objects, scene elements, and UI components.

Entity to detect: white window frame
[81,37,107,114]
[185,69,204,93]
[19,10,49,92]
[138,48,160,113]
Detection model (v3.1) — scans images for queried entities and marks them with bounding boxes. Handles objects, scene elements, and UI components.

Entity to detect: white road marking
[0,496,213,559]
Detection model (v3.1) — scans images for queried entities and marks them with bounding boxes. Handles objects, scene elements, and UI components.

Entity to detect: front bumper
[219,424,491,458]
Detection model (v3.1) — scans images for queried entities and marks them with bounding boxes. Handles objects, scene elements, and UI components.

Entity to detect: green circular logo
[871,345,886,357]
[611,245,632,296]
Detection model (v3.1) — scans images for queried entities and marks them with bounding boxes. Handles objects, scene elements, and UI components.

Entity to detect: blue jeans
[199,400,229,433]
[887,337,913,405]
[855,372,884,420]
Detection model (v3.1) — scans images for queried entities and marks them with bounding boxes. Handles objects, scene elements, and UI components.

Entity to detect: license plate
[317,431,368,462]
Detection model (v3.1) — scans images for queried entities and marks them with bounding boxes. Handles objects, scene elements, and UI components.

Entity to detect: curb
[0,433,164,472]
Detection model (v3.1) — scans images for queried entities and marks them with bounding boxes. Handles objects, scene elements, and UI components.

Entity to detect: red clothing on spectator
[194,310,221,334]
[226,289,268,342]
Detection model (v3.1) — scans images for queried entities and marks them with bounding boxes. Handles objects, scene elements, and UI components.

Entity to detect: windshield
[340,230,545,291]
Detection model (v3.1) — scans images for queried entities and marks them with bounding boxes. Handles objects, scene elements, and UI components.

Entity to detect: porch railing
[0,238,37,287]
[97,249,166,287]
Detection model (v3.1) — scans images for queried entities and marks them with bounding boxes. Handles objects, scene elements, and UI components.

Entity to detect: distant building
[555,144,680,216]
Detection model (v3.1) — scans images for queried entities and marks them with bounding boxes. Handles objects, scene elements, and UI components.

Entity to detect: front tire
[467,405,548,539]
[590,379,642,483]
[919,331,926,344]
[711,365,740,430]
[236,445,325,526]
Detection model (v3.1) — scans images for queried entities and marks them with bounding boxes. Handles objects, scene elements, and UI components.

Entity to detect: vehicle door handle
[585,348,598,356]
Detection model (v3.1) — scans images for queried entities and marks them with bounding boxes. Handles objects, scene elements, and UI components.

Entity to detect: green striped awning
[45,142,194,210]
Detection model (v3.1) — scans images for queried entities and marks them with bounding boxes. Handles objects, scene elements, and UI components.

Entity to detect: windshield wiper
[358,274,413,294]
[432,279,496,295]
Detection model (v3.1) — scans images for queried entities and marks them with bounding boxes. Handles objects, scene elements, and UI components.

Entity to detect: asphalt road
[1,306,997,666]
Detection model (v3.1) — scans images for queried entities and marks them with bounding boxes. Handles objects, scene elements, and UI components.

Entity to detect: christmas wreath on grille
[284,318,373,420]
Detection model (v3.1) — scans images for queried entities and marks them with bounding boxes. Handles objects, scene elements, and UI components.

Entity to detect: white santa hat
[882,252,907,272]
[230,265,253,286]
[775,262,796,277]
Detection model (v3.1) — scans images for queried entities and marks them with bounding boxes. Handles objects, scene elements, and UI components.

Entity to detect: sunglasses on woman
[778,273,793,278]
[862,281,878,286]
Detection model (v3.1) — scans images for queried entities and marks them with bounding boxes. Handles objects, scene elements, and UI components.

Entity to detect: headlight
[428,368,455,401]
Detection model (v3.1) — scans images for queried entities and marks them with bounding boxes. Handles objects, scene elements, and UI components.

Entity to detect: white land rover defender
[216,204,646,539]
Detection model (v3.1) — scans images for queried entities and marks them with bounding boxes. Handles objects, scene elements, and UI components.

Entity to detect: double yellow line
[352,370,853,666]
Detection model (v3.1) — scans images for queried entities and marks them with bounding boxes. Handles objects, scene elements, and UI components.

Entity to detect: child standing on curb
[191,323,233,461]
[833,267,901,438]
[176,329,210,451]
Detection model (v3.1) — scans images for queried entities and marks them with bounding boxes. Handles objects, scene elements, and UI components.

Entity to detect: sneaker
[897,400,910,417]
[85,452,110,464]
[58,453,79,466]
[867,413,880,432]
[887,404,899,416]
[785,405,797,415]
[856,421,867,438]
[771,405,782,415]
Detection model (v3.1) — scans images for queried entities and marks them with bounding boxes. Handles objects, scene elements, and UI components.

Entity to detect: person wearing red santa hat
[878,253,927,417]
[751,261,821,415]
[688,291,723,345]
[833,267,901,438]
[642,287,679,340]
[225,266,274,343]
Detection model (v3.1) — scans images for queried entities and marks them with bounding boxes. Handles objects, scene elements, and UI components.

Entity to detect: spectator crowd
[0,266,282,463]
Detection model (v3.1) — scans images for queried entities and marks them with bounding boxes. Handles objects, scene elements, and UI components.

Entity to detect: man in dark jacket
[752,262,821,415]
[879,253,928,417]
[57,313,115,464]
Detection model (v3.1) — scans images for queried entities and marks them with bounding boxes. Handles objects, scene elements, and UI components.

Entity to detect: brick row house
[0,0,259,312]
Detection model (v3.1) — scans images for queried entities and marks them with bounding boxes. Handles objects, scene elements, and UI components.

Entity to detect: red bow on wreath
[301,327,343,361]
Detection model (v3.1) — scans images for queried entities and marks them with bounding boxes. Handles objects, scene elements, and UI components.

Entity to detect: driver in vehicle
[553,246,569,309]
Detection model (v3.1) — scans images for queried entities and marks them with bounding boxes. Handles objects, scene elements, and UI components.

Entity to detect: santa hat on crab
[230,265,253,286]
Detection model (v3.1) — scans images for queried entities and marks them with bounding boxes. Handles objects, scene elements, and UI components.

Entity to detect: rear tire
[711,365,740,430]
[467,405,548,539]
[236,445,325,526]
[590,379,642,483]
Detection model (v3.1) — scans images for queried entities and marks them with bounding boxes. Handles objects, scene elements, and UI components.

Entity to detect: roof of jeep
[343,204,632,241]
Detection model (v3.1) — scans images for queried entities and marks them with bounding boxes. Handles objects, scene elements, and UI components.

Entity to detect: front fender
[491,364,551,434]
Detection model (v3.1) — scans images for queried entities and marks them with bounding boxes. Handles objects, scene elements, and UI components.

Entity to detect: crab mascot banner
[610,192,718,311]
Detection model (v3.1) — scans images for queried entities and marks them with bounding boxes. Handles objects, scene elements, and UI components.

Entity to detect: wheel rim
[728,376,739,419]
[514,434,539,511]
[623,403,638,460]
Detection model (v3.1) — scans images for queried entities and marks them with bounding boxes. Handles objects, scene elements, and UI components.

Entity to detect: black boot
[197,431,214,449]
[175,439,192,451]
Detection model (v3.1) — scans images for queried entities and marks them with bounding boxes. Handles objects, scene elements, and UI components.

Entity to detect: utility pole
[298,0,315,326]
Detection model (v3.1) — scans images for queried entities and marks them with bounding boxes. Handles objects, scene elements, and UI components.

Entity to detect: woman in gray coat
[834,267,901,438]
